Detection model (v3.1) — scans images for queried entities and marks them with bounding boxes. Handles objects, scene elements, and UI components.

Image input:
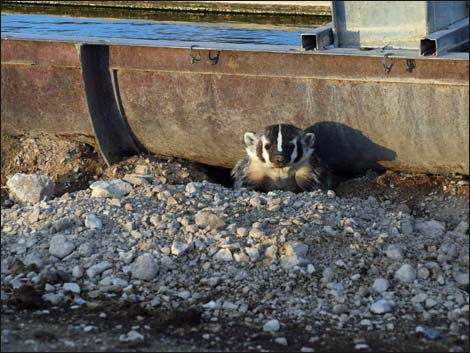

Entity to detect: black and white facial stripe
[243,124,316,168]
[259,124,312,167]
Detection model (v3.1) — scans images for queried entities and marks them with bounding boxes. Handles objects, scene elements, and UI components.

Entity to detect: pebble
[263,319,280,332]
[131,254,159,280]
[275,337,288,346]
[370,299,392,314]
[414,220,446,237]
[171,241,190,256]
[214,249,233,262]
[385,244,403,260]
[86,261,111,279]
[49,234,76,259]
[85,214,102,230]
[372,278,389,293]
[6,173,54,204]
[195,211,225,230]
[453,221,469,234]
[394,264,416,283]
[63,282,80,294]
[119,330,144,342]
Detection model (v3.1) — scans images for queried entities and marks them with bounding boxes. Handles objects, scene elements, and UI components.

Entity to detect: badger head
[244,124,315,169]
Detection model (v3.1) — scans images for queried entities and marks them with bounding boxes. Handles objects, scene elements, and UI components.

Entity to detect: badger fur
[231,124,334,193]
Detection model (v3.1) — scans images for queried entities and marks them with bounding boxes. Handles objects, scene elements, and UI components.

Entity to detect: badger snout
[272,154,287,167]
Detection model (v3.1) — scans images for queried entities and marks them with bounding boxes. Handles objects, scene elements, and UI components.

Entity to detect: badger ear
[303,132,316,148]
[244,132,257,147]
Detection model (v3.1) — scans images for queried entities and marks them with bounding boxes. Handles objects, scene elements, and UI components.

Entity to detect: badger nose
[274,155,285,163]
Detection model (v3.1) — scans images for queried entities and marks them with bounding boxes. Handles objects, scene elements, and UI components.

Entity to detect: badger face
[244,124,315,169]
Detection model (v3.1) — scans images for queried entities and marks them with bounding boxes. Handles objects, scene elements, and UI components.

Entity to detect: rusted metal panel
[1,38,469,175]
[1,39,93,139]
[109,45,469,84]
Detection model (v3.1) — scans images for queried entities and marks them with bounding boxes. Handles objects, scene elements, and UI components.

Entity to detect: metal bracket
[208,50,221,65]
[406,59,416,73]
[301,23,334,51]
[420,17,469,56]
[382,53,395,74]
[190,45,201,64]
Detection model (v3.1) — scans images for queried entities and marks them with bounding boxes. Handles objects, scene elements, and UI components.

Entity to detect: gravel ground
[1,134,469,352]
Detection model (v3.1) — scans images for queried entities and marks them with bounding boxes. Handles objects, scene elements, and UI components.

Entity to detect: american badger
[231,124,334,192]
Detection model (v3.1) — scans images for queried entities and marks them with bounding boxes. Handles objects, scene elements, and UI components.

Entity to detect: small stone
[322,267,335,281]
[131,254,159,280]
[236,227,248,237]
[370,299,392,314]
[327,190,336,198]
[414,220,446,237]
[307,264,316,273]
[385,244,403,260]
[416,326,442,340]
[63,282,80,294]
[85,214,102,230]
[119,330,144,342]
[185,183,197,195]
[90,179,132,199]
[263,319,280,332]
[234,252,250,263]
[135,165,150,175]
[275,337,288,346]
[453,221,469,234]
[332,304,348,314]
[7,173,54,204]
[42,293,64,305]
[123,174,150,186]
[49,234,75,259]
[372,278,389,293]
[171,241,190,256]
[195,211,225,230]
[86,261,111,279]
[245,247,259,261]
[417,267,430,279]
[248,228,265,238]
[265,245,278,259]
[453,272,469,286]
[214,249,233,262]
[177,290,191,300]
[394,264,416,283]
[300,347,315,352]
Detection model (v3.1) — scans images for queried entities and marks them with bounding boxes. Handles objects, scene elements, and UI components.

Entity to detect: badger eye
[265,143,271,150]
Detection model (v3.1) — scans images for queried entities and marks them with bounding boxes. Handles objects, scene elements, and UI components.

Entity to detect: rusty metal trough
[1,34,469,175]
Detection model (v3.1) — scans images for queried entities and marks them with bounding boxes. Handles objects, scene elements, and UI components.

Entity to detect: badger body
[231,124,334,192]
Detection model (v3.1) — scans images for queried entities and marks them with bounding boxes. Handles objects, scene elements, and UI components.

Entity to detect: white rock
[119,330,144,342]
[123,174,150,186]
[131,254,159,280]
[6,173,54,204]
[185,182,198,195]
[245,247,259,261]
[385,244,403,260]
[134,165,149,175]
[370,299,392,314]
[372,278,389,293]
[177,290,191,299]
[234,252,250,263]
[453,272,469,286]
[454,221,469,234]
[90,179,132,199]
[265,245,278,259]
[284,241,308,258]
[195,211,225,230]
[414,220,446,237]
[394,264,416,283]
[85,214,102,230]
[275,337,288,346]
[222,301,238,311]
[307,264,316,273]
[214,249,233,262]
[63,282,80,294]
[24,253,43,269]
[171,240,190,256]
[42,293,64,305]
[263,319,280,332]
[327,190,336,198]
[49,234,75,259]
[86,261,111,279]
